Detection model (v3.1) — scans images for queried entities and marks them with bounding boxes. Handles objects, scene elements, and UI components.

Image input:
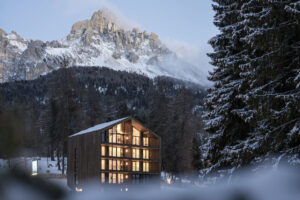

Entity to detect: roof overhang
[68,116,160,139]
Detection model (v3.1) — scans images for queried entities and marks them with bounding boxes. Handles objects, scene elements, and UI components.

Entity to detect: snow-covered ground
[0,159,9,169]
[0,157,66,176]
[37,157,67,175]
[47,177,69,191]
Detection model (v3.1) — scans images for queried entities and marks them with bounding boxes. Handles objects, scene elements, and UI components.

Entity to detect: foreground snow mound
[1,165,300,200]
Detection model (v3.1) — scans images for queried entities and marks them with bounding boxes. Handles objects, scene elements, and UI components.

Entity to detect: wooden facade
[67,117,161,190]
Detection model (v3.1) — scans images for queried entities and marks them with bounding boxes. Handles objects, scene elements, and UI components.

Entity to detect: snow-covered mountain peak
[0,9,208,85]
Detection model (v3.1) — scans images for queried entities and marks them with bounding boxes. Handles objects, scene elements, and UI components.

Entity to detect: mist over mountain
[0,8,208,85]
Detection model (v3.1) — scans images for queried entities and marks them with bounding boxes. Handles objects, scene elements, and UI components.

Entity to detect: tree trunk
[8,158,11,169]
[50,145,55,161]
[62,154,65,175]
[56,150,61,171]
[62,145,65,175]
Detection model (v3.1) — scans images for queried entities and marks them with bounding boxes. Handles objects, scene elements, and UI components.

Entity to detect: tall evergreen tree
[203,0,300,178]
[239,0,300,160]
[203,0,252,174]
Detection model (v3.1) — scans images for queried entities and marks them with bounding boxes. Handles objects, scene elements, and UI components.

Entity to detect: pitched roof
[69,117,130,137]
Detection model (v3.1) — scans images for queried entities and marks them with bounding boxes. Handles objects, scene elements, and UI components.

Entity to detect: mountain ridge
[0,9,208,85]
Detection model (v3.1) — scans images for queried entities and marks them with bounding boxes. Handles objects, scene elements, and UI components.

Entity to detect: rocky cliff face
[0,29,28,81]
[0,9,207,85]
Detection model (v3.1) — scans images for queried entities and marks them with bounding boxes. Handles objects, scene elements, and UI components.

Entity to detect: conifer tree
[203,0,251,173]
[203,0,300,177]
[239,0,300,159]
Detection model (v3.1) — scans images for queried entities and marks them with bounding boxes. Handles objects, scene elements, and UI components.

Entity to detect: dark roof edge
[69,116,161,139]
[130,117,161,139]
[69,117,131,138]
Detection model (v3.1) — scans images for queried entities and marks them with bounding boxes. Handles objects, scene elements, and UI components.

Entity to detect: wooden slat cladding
[149,149,160,160]
[149,162,160,173]
[67,137,75,189]
[67,131,101,189]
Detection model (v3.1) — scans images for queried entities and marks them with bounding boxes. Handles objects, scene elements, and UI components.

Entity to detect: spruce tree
[203,0,251,174]
[203,0,300,178]
[240,0,300,161]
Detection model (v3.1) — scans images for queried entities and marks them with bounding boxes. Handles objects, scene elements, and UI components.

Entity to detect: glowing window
[109,160,112,170]
[143,137,149,146]
[117,160,121,171]
[101,173,105,183]
[32,160,38,176]
[109,147,112,156]
[109,147,123,157]
[101,159,106,170]
[109,173,117,184]
[132,148,140,158]
[101,146,106,156]
[113,160,117,170]
[107,160,122,171]
[113,147,117,157]
[118,173,124,184]
[112,126,117,133]
[143,149,149,159]
[133,128,140,145]
[109,173,112,184]
[109,132,117,143]
[133,127,140,136]
[132,161,140,171]
[117,148,123,157]
[117,124,123,133]
[113,134,117,143]
[143,162,149,172]
[113,173,117,184]
[117,134,123,144]
[109,131,112,143]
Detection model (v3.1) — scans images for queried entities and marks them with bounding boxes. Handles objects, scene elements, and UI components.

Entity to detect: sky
[0,0,219,74]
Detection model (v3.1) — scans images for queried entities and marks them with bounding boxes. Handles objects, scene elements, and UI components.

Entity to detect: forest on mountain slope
[0,66,207,176]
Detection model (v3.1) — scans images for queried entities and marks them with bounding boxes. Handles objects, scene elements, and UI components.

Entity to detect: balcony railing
[100,169,160,174]
[102,141,160,149]
[102,156,160,162]
[103,132,160,148]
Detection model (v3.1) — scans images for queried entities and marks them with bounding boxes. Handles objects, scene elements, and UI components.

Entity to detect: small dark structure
[67,117,161,190]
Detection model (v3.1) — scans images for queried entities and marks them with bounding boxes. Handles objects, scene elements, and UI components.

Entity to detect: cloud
[163,38,213,76]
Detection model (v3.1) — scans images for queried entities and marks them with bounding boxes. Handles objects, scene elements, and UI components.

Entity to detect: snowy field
[0,157,66,175]
[48,177,69,191]
[37,157,67,175]
[0,159,9,169]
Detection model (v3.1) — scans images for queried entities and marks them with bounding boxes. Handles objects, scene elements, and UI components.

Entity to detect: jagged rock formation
[0,9,207,85]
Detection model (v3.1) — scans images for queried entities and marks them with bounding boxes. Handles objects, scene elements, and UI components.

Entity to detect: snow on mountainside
[0,9,208,85]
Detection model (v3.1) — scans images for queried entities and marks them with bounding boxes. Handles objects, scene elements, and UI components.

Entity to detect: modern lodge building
[67,117,161,190]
